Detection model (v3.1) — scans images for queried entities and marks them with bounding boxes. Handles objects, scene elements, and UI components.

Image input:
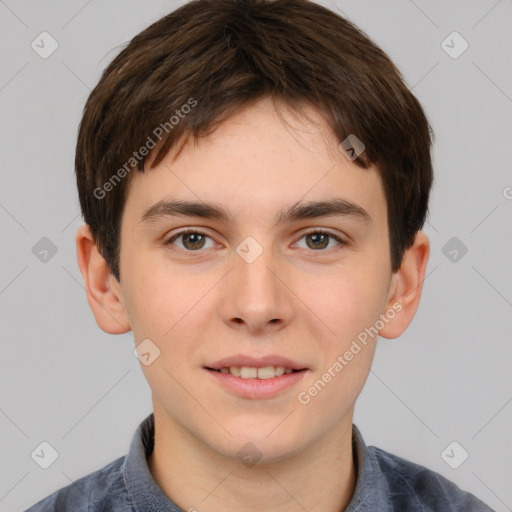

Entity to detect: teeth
[240,367,258,378]
[230,366,241,377]
[216,366,296,379]
[256,366,276,380]
[275,366,285,376]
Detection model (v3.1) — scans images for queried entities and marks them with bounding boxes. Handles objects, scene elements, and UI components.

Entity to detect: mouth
[205,366,303,379]
[204,357,309,399]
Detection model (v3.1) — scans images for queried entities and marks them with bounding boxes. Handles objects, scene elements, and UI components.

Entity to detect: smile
[210,366,298,379]
[205,366,308,399]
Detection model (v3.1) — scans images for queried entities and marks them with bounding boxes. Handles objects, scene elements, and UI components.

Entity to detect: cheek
[299,265,387,346]
[295,275,380,416]
[300,263,388,410]
[121,261,174,342]
[125,266,205,410]
[125,261,221,363]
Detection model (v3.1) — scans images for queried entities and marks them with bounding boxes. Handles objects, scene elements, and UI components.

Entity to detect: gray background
[0,1,510,510]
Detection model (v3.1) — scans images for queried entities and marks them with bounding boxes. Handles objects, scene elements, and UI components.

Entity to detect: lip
[205,367,308,399]
[205,354,307,371]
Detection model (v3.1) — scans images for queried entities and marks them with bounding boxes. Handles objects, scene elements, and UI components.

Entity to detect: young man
[26,0,493,510]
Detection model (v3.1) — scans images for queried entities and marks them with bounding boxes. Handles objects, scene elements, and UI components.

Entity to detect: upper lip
[205,355,307,370]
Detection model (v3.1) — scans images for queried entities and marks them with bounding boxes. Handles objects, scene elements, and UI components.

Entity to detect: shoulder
[23,456,134,512]
[369,446,494,511]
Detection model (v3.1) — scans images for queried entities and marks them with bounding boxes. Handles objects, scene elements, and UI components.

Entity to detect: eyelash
[164,228,346,253]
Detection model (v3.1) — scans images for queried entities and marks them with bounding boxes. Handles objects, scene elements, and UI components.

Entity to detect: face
[115,98,396,462]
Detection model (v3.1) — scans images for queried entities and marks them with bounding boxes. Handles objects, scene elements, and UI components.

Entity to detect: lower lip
[205,368,307,399]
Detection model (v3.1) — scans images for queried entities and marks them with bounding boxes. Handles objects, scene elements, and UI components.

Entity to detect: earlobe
[379,231,430,339]
[75,224,131,334]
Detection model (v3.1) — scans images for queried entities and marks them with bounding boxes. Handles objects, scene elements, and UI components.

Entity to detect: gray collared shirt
[25,413,494,511]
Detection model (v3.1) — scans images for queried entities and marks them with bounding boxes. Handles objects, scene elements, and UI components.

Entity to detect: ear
[75,224,131,334]
[379,231,430,339]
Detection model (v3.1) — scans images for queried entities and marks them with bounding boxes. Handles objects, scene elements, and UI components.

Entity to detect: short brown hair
[75,0,433,281]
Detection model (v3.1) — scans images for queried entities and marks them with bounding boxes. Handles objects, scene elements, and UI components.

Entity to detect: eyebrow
[140,198,371,226]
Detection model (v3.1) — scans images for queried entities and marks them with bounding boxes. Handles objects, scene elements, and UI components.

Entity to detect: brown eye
[181,233,207,250]
[296,231,344,251]
[306,233,329,250]
[167,231,214,251]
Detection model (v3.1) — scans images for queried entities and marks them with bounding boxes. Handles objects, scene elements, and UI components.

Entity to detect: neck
[147,402,357,512]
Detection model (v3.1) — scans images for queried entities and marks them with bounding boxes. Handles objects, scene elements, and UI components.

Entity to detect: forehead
[123,98,387,228]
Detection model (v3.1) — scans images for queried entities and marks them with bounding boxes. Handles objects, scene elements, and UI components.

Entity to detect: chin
[221,427,306,463]
[219,439,303,467]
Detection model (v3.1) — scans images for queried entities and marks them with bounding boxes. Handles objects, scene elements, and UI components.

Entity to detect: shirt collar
[346,424,392,511]
[123,413,389,511]
[123,413,182,511]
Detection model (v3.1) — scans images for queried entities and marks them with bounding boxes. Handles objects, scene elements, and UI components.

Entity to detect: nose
[217,242,295,336]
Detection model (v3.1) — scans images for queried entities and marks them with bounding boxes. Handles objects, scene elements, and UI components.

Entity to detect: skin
[76,97,429,512]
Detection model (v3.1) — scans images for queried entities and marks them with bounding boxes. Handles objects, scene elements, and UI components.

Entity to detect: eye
[294,230,344,251]
[166,229,215,251]
[165,229,345,253]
